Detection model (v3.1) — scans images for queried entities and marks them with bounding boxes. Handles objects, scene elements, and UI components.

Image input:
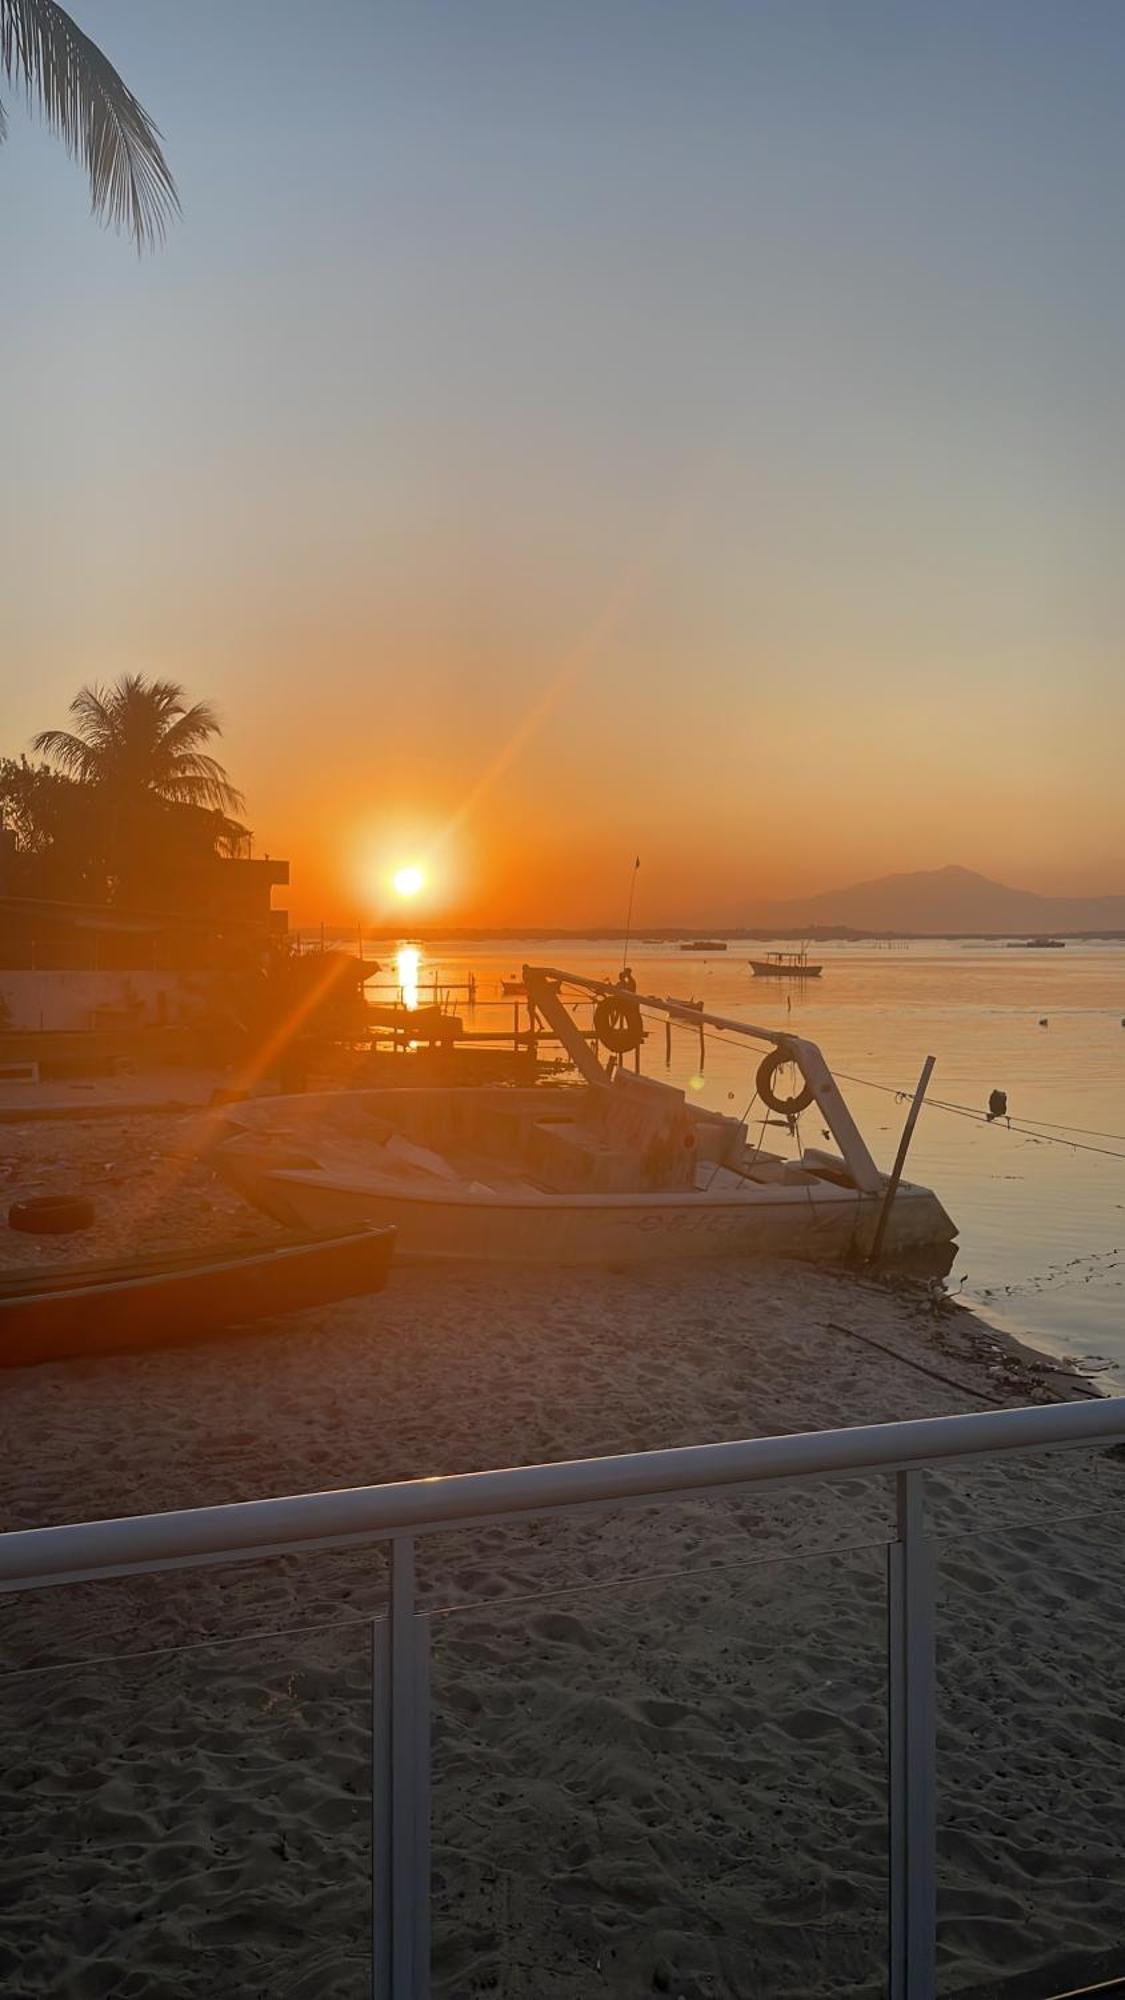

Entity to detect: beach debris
[987,1089,1008,1122]
[1038,1017,1049,1027]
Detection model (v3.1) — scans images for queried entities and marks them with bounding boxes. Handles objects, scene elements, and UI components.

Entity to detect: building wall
[0,970,219,1033]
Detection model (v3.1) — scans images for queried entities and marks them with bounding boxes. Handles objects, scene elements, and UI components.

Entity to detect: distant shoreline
[297,925,1125,945]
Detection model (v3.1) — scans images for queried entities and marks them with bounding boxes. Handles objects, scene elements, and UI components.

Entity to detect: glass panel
[926,1437,1112,1542]
[0,1601,373,1999]
[934,1444,1125,1998]
[429,1516,890,1998]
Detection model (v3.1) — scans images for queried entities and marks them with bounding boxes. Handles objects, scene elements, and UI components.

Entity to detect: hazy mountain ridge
[751,865,1125,936]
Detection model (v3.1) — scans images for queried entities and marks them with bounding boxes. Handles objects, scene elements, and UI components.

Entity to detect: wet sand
[1,1113,1123,1997]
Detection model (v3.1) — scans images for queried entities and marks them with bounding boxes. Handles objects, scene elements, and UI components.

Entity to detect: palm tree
[1,0,178,248]
[33,675,244,814]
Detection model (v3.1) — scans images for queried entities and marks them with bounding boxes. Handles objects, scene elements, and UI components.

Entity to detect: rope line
[561,980,1125,1162]
[836,1073,1125,1163]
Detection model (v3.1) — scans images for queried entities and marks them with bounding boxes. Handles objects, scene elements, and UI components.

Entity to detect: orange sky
[5,4,1125,925]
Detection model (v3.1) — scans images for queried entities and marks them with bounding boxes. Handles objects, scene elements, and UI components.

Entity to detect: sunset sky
[4,1,1125,924]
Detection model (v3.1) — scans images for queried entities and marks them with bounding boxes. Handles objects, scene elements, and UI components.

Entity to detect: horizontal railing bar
[2,1399,1124,1595]
[0,1478,874,1594]
[0,1474,887,1595]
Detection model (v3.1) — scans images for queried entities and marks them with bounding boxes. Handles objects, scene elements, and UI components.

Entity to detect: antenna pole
[621,857,640,974]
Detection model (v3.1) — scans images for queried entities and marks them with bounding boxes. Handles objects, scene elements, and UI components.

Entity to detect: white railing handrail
[3,1394,1123,1594]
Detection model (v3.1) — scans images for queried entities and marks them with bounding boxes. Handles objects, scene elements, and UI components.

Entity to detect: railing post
[373,1535,431,2000]
[887,1468,937,1999]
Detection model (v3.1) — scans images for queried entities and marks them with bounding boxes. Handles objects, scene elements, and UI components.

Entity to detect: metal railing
[3,1394,1125,2000]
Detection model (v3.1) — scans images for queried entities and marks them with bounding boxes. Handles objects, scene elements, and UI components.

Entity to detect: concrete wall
[0,971,217,1033]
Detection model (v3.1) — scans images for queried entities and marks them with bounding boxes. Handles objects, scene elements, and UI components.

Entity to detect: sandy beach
[1,1110,1123,1999]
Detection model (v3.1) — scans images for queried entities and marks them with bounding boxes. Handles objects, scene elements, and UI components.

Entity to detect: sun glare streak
[435,464,718,852]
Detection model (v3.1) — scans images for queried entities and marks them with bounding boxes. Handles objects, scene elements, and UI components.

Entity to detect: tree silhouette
[33,675,243,815]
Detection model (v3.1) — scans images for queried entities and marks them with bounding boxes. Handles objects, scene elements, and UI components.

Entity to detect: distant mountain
[749,865,1125,936]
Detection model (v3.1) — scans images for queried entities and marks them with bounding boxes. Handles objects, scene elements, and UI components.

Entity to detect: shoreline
[292,925,1125,943]
[843,1266,1107,1404]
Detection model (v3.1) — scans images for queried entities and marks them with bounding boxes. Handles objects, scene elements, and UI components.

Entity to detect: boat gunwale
[249,1162,948,1219]
[0,1228,394,1308]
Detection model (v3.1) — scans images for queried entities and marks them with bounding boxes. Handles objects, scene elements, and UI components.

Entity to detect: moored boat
[680,939,727,951]
[749,949,823,978]
[0,1227,395,1369]
[216,966,954,1270]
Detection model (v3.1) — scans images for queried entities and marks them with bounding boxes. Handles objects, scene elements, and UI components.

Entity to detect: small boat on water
[749,949,823,979]
[216,966,954,1270]
[680,939,727,952]
[0,1228,395,1369]
[501,978,527,996]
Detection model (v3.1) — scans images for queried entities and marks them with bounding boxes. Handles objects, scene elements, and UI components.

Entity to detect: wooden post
[868,1057,936,1268]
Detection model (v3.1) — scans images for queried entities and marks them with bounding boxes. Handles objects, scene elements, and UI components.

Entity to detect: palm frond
[159,702,226,756]
[142,677,190,711]
[67,682,116,745]
[0,0,179,250]
[157,753,245,814]
[29,725,97,779]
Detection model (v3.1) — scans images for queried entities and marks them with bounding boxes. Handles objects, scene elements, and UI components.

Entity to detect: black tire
[756,1049,815,1118]
[9,1194,96,1235]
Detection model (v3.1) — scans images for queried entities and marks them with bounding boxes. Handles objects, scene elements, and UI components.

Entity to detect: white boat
[749,948,823,978]
[215,968,955,1269]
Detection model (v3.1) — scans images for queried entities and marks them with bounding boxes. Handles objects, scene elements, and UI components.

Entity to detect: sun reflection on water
[396,943,421,1010]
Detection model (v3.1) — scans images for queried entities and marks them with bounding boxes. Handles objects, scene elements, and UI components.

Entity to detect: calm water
[352,937,1125,1379]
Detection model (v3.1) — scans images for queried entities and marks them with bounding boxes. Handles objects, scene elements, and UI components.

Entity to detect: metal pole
[887,1469,937,1999]
[373,1617,389,1998]
[373,1537,431,1999]
[869,1056,936,1267]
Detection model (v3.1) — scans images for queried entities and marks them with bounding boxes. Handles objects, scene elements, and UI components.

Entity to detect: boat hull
[219,1156,953,1271]
[749,961,823,977]
[0,1228,395,1369]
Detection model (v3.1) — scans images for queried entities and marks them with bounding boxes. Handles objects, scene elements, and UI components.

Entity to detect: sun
[393,864,425,899]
